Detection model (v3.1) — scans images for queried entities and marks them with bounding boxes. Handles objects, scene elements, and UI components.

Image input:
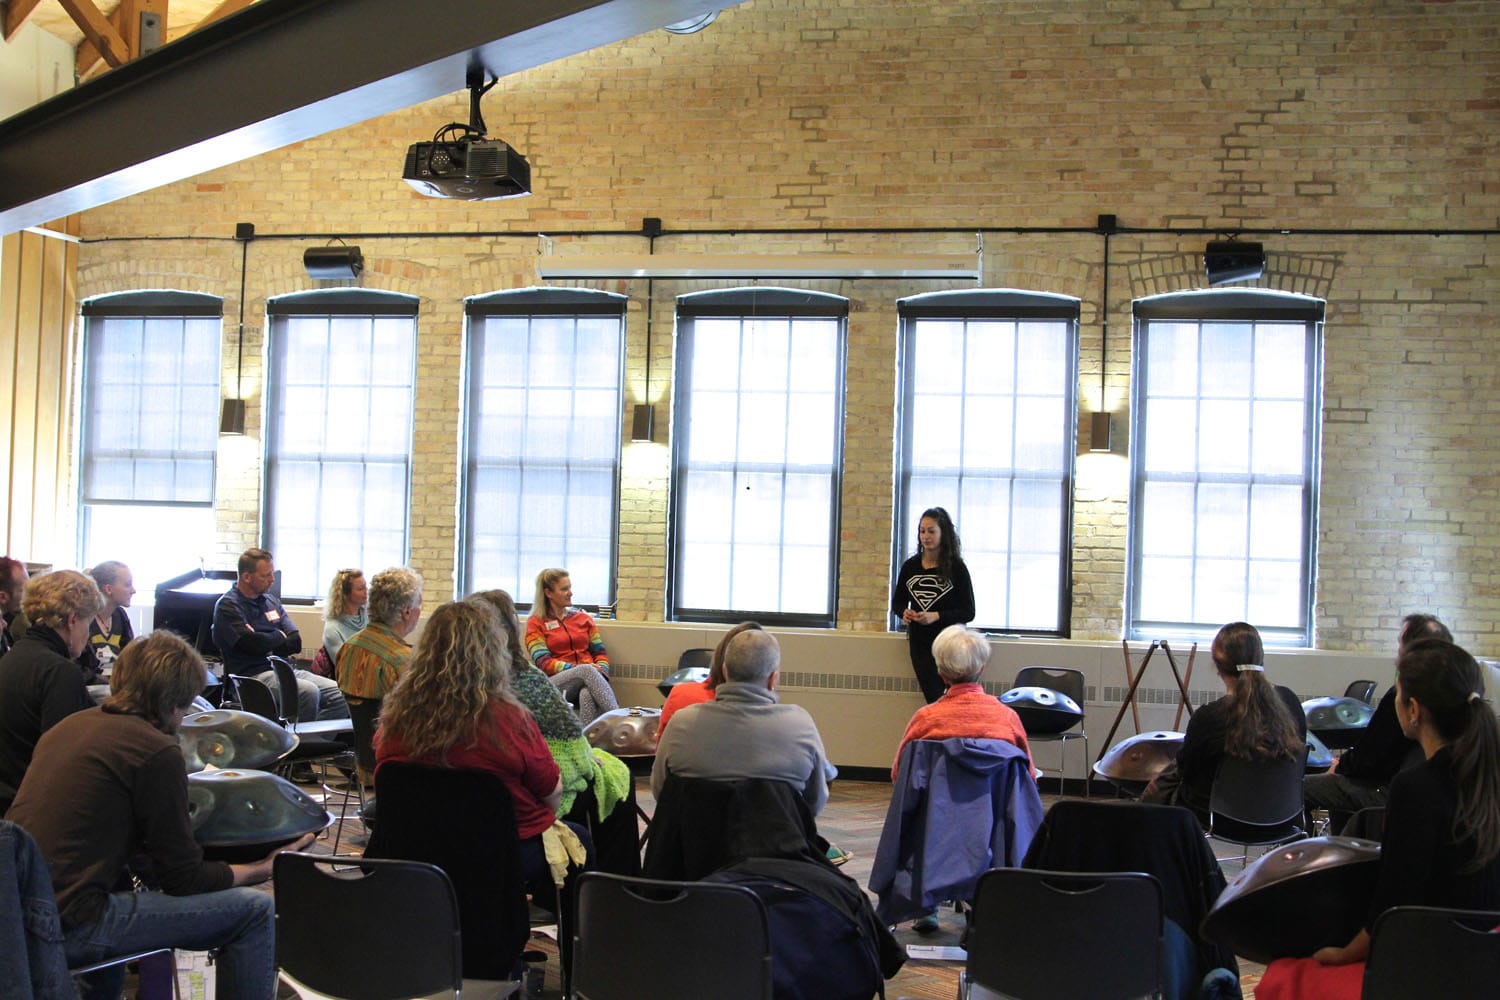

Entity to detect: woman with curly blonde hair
[374,600,573,880]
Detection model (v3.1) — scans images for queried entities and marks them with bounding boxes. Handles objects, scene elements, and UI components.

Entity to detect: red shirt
[658,679,715,739]
[892,682,1034,781]
[376,697,561,839]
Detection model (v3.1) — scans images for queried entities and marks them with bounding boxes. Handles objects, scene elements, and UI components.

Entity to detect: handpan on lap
[585,706,661,756]
[1092,730,1185,795]
[179,708,298,772]
[1301,696,1375,750]
[1201,836,1381,964]
[188,768,331,862]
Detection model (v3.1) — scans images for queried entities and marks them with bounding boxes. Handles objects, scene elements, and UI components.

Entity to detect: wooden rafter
[195,0,256,32]
[2,0,46,40]
[77,0,169,80]
[56,0,130,67]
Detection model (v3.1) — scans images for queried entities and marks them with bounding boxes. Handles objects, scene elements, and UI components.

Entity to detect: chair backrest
[572,871,773,1000]
[641,773,828,881]
[268,656,301,726]
[1363,905,1500,1000]
[345,697,381,774]
[363,762,530,980]
[966,867,1164,1000]
[229,674,285,726]
[274,851,462,1000]
[1342,679,1378,704]
[1012,665,1086,705]
[676,647,713,671]
[1209,750,1307,835]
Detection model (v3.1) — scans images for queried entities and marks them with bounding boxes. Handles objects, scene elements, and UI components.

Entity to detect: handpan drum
[585,706,661,756]
[657,666,709,699]
[188,768,332,862]
[178,708,298,772]
[1201,836,1382,964]
[1304,731,1334,774]
[1301,696,1375,750]
[1092,730,1185,795]
[999,686,1084,735]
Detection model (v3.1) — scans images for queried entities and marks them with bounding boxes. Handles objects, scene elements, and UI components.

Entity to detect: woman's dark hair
[1397,638,1500,869]
[1211,621,1304,761]
[915,506,962,580]
[470,589,529,677]
[1398,612,1452,650]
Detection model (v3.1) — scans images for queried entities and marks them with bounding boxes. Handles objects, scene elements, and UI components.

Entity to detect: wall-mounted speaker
[1204,241,1265,286]
[303,246,364,281]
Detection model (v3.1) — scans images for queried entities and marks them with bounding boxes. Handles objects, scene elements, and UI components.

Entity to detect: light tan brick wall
[66,0,1500,651]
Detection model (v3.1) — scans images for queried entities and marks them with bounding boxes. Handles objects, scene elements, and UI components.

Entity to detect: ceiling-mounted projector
[402,68,531,201]
[403,139,530,200]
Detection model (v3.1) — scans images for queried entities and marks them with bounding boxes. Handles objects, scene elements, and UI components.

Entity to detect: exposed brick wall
[67,0,1500,651]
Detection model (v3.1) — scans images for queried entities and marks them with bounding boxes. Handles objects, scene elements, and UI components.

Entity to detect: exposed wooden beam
[2,0,46,41]
[77,0,169,80]
[55,0,131,67]
[0,0,733,234]
[193,0,256,34]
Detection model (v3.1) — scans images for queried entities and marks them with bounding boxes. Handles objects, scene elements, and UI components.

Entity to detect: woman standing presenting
[525,568,619,724]
[891,507,975,703]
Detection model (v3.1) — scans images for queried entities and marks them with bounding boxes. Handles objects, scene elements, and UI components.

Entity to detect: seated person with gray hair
[652,628,837,815]
[891,624,1034,783]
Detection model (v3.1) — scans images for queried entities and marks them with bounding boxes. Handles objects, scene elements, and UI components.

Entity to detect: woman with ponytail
[1256,638,1500,999]
[1143,621,1305,824]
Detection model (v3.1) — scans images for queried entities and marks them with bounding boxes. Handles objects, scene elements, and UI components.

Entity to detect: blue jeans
[63,888,274,1000]
[258,667,349,722]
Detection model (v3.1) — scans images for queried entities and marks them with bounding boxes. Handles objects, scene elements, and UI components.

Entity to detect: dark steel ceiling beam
[0,0,728,234]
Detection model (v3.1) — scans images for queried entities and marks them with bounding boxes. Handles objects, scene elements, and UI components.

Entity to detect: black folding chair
[961,867,1163,1000]
[570,871,772,1000]
[1363,905,1500,1000]
[274,851,475,999]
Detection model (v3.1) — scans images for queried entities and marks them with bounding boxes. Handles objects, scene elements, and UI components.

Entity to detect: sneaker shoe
[912,911,940,934]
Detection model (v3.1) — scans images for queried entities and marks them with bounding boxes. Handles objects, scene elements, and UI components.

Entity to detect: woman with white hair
[886,623,1036,933]
[891,624,1034,783]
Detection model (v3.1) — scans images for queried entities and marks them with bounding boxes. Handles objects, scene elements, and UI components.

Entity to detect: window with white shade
[896,291,1078,636]
[670,288,847,627]
[78,291,222,594]
[460,289,625,606]
[1128,290,1324,645]
[264,290,418,600]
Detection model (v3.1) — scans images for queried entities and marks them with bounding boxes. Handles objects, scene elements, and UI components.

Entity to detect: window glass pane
[461,299,623,602]
[265,296,417,598]
[1130,298,1320,642]
[81,504,216,598]
[673,299,845,624]
[897,303,1075,634]
[80,309,220,507]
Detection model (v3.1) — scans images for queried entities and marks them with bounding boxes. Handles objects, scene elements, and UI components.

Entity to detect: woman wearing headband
[1143,621,1305,826]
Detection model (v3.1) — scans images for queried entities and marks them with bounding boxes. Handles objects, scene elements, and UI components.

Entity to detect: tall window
[265,290,418,599]
[461,289,625,605]
[78,292,221,593]
[1129,290,1324,645]
[896,291,1078,635]
[671,288,847,627]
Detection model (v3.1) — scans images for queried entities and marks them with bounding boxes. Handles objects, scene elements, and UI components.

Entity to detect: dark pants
[519,820,592,993]
[566,781,642,878]
[908,630,945,703]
